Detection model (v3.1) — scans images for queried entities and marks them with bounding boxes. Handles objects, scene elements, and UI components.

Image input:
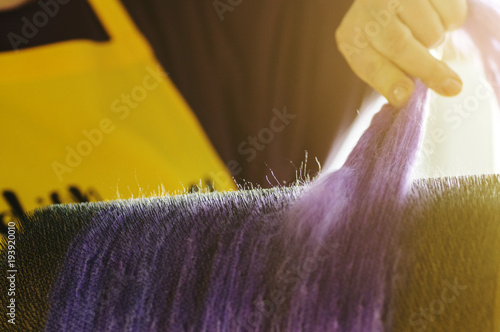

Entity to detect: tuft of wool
[8,175,498,332]
[43,81,428,332]
[3,1,499,330]
[284,81,428,331]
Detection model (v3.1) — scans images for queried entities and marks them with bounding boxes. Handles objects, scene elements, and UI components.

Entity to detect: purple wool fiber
[45,190,304,331]
[44,1,500,330]
[284,81,428,331]
[45,83,428,332]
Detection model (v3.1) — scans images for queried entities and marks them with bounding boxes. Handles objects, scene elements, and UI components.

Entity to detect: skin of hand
[336,0,468,108]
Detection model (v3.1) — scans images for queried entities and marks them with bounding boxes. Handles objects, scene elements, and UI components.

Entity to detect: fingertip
[389,81,415,108]
[440,76,463,96]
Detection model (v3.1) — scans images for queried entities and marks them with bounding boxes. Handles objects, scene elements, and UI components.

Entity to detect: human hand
[336,0,468,107]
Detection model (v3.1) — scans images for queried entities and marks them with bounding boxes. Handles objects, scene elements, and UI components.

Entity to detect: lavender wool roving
[43,80,428,332]
[46,74,426,331]
[283,81,428,331]
[40,71,500,332]
[1,0,500,331]
[42,0,500,328]
[5,174,498,331]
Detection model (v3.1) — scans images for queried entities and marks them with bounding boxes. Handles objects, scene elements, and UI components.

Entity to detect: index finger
[367,16,463,97]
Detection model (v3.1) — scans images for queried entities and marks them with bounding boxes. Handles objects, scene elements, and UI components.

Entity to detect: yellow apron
[0,0,235,223]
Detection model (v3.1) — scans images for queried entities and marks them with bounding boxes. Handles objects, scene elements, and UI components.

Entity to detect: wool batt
[1,0,500,331]
[0,81,495,331]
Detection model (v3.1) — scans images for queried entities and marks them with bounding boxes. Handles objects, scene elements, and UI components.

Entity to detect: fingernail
[431,34,446,49]
[392,85,410,106]
[441,77,462,95]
